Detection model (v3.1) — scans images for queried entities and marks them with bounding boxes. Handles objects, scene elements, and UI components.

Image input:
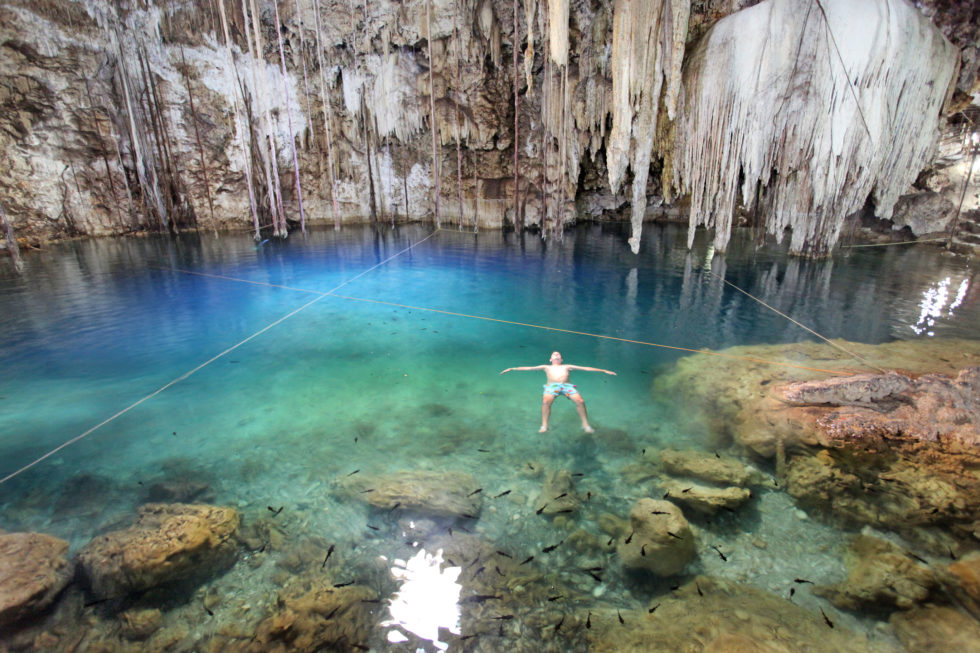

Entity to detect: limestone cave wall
[0,0,977,254]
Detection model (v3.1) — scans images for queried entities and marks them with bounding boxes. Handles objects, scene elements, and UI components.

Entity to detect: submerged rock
[942,553,980,620]
[587,576,876,652]
[660,479,751,515]
[535,469,580,515]
[659,448,763,486]
[891,605,980,653]
[77,503,239,599]
[341,470,483,518]
[617,499,695,576]
[814,534,935,611]
[119,607,164,641]
[253,576,376,653]
[0,532,73,628]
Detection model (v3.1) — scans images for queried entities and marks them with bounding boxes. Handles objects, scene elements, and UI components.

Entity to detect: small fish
[496,550,513,559]
[258,544,266,553]
[322,545,335,568]
[607,537,614,546]
[648,603,660,614]
[360,488,375,493]
[789,588,796,598]
[461,513,477,519]
[205,605,214,616]
[492,614,515,621]
[466,556,482,569]
[794,578,813,584]
[670,584,680,591]
[458,634,477,641]
[949,548,958,561]
[448,527,454,536]
[468,488,483,497]
[477,448,490,453]
[641,544,647,556]
[617,609,625,625]
[461,594,501,604]
[722,506,737,513]
[547,595,563,602]
[666,531,682,540]
[696,583,703,597]
[929,507,939,514]
[366,524,380,531]
[820,608,834,628]
[583,566,603,572]
[571,472,584,477]
[527,463,535,471]
[586,571,603,582]
[137,481,143,486]
[650,510,668,515]
[714,451,720,458]
[84,597,115,607]
[682,487,693,493]
[334,580,356,588]
[625,531,635,544]
[587,491,592,501]
[642,448,646,455]
[663,491,670,499]
[555,615,565,632]
[267,506,283,516]
[909,553,928,565]
[354,436,358,443]
[360,599,381,604]
[536,504,548,515]
[494,490,512,498]
[472,566,485,577]
[553,492,568,500]
[543,539,564,553]
[346,469,360,476]
[446,558,458,566]
[388,502,402,511]
[172,431,176,436]
[556,509,574,514]
[586,611,592,629]
[495,566,506,577]
[519,556,535,566]
[711,545,727,561]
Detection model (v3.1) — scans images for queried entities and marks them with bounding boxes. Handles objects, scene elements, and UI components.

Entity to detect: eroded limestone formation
[0,532,73,628]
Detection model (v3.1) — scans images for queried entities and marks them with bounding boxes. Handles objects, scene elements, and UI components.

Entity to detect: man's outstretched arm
[566,365,617,375]
[500,365,547,374]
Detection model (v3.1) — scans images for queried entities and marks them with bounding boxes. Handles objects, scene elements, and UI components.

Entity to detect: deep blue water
[0,222,977,647]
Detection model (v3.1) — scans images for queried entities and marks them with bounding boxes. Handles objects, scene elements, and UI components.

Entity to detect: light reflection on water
[912,276,971,336]
[383,547,461,650]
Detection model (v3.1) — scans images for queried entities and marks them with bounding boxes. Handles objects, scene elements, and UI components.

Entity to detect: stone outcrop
[252,576,376,653]
[617,498,695,576]
[814,534,935,611]
[535,468,580,515]
[891,606,980,653]
[77,503,239,598]
[340,469,482,518]
[0,532,73,628]
[587,576,877,652]
[659,448,762,487]
[941,553,980,620]
[660,479,751,515]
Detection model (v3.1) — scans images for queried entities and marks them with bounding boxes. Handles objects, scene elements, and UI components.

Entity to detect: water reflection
[912,276,971,336]
[382,547,462,650]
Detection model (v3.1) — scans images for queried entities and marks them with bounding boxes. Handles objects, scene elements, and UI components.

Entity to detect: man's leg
[540,394,555,432]
[571,394,594,433]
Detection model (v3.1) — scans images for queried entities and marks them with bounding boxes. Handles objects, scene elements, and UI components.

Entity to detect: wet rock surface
[814,534,935,612]
[891,605,980,653]
[660,479,751,515]
[77,503,240,599]
[587,576,879,653]
[339,469,483,518]
[0,532,73,628]
[659,448,763,486]
[617,498,695,576]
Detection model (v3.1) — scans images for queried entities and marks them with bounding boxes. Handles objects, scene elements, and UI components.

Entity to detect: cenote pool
[0,222,978,651]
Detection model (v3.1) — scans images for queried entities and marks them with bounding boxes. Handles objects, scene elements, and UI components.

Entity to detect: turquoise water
[1,223,978,649]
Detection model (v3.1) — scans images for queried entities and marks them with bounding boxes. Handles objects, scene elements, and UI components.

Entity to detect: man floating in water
[500,351,616,433]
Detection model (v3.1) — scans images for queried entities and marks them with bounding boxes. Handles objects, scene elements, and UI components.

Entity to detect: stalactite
[176,38,217,235]
[0,200,23,273]
[454,0,464,229]
[523,0,535,94]
[427,0,441,227]
[217,0,261,239]
[292,0,316,142]
[513,0,521,233]
[311,0,341,229]
[273,0,306,234]
[540,3,550,235]
[608,0,689,254]
[669,0,958,256]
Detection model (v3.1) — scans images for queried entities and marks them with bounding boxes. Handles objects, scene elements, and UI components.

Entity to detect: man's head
[550,351,563,364]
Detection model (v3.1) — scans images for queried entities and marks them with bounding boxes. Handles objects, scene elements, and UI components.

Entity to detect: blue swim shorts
[543,382,579,397]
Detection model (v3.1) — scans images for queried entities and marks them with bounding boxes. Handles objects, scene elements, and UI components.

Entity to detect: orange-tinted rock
[0,532,73,627]
[891,605,980,653]
[78,503,239,598]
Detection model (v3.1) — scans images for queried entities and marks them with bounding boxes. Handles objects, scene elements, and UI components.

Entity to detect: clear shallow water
[0,223,978,649]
